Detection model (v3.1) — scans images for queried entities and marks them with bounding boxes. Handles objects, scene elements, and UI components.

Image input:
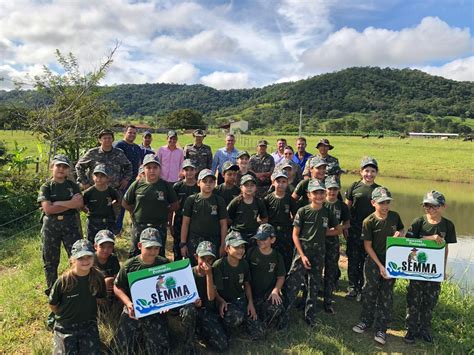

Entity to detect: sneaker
[419,329,433,343]
[323,304,335,314]
[374,331,387,345]
[404,330,416,344]
[345,288,358,299]
[356,292,362,302]
[352,322,369,333]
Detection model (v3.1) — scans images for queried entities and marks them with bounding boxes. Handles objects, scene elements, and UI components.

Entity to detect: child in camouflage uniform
[292,156,327,209]
[83,164,120,243]
[213,232,265,340]
[179,241,229,353]
[404,191,457,344]
[113,228,170,355]
[49,239,106,355]
[352,187,404,345]
[215,161,241,206]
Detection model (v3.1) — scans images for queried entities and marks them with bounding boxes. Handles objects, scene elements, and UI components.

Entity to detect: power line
[0,209,39,228]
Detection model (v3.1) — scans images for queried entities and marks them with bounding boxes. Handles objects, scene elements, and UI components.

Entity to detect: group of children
[39,148,457,353]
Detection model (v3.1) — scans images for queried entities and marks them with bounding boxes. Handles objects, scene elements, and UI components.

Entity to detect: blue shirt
[114,140,143,179]
[212,147,239,175]
[293,152,312,171]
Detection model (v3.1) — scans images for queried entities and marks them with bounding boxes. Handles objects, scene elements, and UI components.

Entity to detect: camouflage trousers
[274,228,294,273]
[285,245,324,322]
[86,217,116,244]
[180,304,229,352]
[360,257,395,332]
[323,237,340,305]
[222,297,265,340]
[406,280,441,333]
[42,214,82,294]
[52,320,100,355]
[113,309,169,355]
[346,228,366,292]
[130,222,167,258]
[254,294,285,328]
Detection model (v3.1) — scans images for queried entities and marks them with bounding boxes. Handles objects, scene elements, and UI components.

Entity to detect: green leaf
[388,261,398,270]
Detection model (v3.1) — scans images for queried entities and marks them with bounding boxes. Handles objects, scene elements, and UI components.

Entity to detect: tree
[162,109,205,130]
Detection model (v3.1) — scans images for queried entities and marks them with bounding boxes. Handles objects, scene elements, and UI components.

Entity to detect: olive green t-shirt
[293,179,310,208]
[361,211,404,258]
[406,216,456,244]
[213,257,250,302]
[95,254,120,278]
[324,199,350,224]
[37,179,81,216]
[263,192,298,229]
[83,186,119,219]
[293,205,338,249]
[183,193,228,241]
[214,183,241,206]
[227,196,268,236]
[173,180,200,217]
[246,247,285,299]
[49,273,106,326]
[345,180,380,231]
[123,179,178,225]
[115,255,169,299]
[192,266,215,309]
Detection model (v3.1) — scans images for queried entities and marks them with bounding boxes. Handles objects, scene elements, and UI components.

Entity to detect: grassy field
[0,218,472,354]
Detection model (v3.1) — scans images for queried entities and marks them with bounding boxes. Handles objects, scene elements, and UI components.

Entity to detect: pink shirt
[157,145,184,183]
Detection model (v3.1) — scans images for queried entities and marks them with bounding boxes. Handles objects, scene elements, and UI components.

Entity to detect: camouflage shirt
[249,153,275,187]
[75,147,132,189]
[302,154,339,177]
[183,143,213,173]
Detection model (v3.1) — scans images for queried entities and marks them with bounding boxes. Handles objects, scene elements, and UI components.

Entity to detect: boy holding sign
[404,191,457,344]
[352,187,404,346]
[113,228,170,355]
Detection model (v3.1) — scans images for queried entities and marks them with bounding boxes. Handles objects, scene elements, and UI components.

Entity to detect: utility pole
[298,107,303,136]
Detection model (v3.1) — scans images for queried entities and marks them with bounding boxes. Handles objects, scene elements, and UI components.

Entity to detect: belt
[51,214,74,221]
[89,216,113,223]
[275,225,291,231]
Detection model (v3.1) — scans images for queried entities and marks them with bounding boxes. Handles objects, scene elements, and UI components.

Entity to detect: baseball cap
[93,164,108,176]
[324,175,340,189]
[237,150,250,159]
[143,154,161,166]
[182,159,196,169]
[94,230,115,245]
[222,161,239,172]
[272,170,288,180]
[196,241,216,258]
[193,129,206,137]
[280,160,294,170]
[252,223,276,240]
[422,190,445,206]
[52,154,71,167]
[361,156,378,169]
[167,130,178,138]
[143,130,152,137]
[225,231,248,247]
[71,239,95,259]
[258,139,268,146]
[240,174,256,185]
[316,138,334,150]
[307,179,326,192]
[98,129,114,139]
[198,169,216,181]
[140,228,163,248]
[327,162,342,176]
[372,187,393,203]
[310,156,328,168]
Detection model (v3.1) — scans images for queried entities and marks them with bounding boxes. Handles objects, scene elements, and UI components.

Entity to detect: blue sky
[0,0,472,90]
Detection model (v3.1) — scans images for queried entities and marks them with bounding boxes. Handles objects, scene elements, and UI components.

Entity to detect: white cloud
[418,56,474,82]
[200,71,250,90]
[157,63,199,84]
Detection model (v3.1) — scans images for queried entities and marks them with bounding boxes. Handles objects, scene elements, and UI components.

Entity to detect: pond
[340,175,474,293]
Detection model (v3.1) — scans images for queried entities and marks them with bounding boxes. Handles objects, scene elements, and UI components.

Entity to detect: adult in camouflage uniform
[302,138,341,178]
[184,129,213,174]
[75,129,132,191]
[249,139,275,198]
[38,155,84,294]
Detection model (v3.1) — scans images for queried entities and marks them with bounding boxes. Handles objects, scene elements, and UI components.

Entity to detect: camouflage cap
[280,160,293,170]
[52,154,71,167]
[167,130,178,138]
[258,139,268,146]
[193,129,206,137]
[140,228,163,248]
[360,156,378,169]
[225,231,248,247]
[327,162,342,176]
[271,169,288,181]
[240,174,257,186]
[93,164,108,176]
[196,241,216,258]
[182,159,196,169]
[94,229,115,245]
[71,239,95,259]
[372,186,393,203]
[316,138,334,150]
[422,190,445,206]
[307,179,326,192]
[198,169,216,181]
[142,154,161,166]
[98,129,114,139]
[222,161,239,172]
[237,150,250,159]
[309,156,328,168]
[325,175,340,189]
[252,223,276,240]
[143,130,152,137]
